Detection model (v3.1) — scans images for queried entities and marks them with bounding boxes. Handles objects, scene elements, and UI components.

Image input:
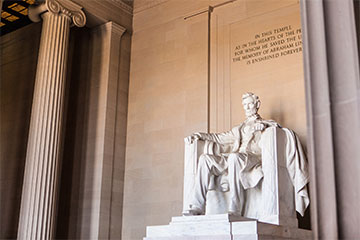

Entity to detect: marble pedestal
[144,214,312,240]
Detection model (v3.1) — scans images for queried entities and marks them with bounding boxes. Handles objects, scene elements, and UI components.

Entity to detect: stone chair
[182,126,299,227]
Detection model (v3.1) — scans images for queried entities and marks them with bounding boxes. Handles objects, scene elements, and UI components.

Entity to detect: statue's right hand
[184,133,202,144]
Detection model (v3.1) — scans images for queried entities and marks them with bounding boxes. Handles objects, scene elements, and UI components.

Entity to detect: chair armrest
[184,139,205,175]
[183,139,206,214]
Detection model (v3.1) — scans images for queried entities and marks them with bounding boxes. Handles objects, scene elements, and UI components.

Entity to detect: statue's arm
[252,120,280,134]
[185,127,239,145]
[261,119,280,128]
[184,132,215,144]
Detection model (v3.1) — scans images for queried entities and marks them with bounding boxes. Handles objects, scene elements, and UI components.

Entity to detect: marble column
[17,0,86,239]
[300,0,360,239]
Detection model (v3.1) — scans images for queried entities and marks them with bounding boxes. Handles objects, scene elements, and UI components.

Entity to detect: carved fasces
[29,0,86,27]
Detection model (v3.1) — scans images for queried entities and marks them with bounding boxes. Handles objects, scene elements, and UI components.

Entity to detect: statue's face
[242,96,258,117]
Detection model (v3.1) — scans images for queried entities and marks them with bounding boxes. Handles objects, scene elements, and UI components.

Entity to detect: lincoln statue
[182,92,310,224]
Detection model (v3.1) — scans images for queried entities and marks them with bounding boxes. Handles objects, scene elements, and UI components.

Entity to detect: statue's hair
[242,92,260,107]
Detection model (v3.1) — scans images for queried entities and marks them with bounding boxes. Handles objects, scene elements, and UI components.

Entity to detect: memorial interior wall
[122,3,209,240]
[123,0,307,239]
[0,23,41,239]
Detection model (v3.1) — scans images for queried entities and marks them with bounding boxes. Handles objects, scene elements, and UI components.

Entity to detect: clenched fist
[184,132,202,144]
[253,122,266,131]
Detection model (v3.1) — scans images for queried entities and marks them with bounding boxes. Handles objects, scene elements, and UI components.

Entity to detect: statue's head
[242,92,260,118]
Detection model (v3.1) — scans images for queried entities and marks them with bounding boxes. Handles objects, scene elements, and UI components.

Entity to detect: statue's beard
[245,110,259,119]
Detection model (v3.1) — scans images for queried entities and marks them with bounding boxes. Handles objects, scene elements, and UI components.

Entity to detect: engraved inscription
[232,25,302,65]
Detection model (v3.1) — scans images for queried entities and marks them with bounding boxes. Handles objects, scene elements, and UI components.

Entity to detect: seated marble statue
[183,92,309,225]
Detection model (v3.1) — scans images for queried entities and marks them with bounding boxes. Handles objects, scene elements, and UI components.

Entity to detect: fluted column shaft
[300,0,360,238]
[18,1,85,239]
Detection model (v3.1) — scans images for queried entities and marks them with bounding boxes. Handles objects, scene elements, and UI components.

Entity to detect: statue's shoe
[183,206,204,216]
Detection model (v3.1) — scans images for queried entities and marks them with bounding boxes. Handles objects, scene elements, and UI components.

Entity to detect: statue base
[144,214,312,240]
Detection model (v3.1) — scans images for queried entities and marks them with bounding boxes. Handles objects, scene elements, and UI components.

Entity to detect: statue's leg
[190,154,225,214]
[227,153,245,214]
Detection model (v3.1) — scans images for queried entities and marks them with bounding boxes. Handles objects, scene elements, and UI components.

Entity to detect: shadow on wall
[55,26,92,239]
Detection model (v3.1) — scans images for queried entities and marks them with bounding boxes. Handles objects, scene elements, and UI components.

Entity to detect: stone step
[144,214,312,240]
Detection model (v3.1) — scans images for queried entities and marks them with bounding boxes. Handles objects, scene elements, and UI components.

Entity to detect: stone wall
[209,1,307,141]
[122,1,211,239]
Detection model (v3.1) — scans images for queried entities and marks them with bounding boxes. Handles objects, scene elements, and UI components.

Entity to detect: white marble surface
[144,214,312,240]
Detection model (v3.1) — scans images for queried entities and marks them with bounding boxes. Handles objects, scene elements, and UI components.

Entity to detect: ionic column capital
[29,0,86,27]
